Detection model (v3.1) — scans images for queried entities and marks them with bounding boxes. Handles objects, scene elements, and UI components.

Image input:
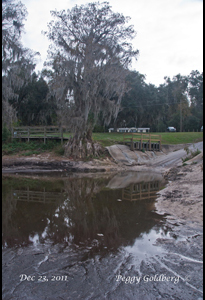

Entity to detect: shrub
[182,147,201,163]
[54,145,65,156]
[2,127,11,142]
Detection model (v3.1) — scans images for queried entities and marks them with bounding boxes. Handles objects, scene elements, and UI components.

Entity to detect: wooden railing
[122,181,160,201]
[12,188,65,203]
[123,133,161,151]
[11,126,66,144]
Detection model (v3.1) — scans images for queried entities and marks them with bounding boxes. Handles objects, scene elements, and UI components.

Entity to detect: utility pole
[180,96,182,132]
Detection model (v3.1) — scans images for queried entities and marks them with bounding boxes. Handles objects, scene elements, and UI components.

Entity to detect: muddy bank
[2,153,120,173]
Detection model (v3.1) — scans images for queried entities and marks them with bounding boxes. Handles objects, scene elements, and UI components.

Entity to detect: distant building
[136,128,150,133]
[108,127,150,133]
[117,128,131,133]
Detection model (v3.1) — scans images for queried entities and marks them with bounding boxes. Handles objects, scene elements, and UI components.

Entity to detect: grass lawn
[2,132,203,156]
[92,132,203,147]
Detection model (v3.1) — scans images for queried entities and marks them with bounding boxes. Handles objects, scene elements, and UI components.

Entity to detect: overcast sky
[20,0,203,87]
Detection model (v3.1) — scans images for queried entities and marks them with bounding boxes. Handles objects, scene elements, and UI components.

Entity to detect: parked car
[201,126,203,132]
[167,127,176,132]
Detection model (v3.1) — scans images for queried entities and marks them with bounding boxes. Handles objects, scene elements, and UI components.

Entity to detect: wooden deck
[123,133,161,151]
[12,187,65,203]
[122,181,160,201]
[12,126,69,144]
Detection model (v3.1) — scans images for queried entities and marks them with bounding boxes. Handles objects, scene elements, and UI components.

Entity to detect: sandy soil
[156,162,203,226]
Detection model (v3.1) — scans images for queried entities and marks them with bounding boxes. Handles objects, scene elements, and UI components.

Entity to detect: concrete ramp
[107,142,203,169]
[106,145,136,165]
[106,144,157,166]
[106,171,164,189]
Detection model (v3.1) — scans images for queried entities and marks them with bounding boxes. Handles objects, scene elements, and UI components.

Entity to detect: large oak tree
[2,0,38,129]
[44,1,138,157]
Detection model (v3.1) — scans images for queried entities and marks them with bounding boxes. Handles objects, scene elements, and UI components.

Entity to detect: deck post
[149,134,151,151]
[60,126,63,145]
[44,127,46,144]
[28,127,30,143]
[11,127,14,141]
[131,133,134,151]
[140,133,143,150]
[159,135,161,151]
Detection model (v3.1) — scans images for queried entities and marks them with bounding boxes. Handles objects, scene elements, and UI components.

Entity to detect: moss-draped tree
[2,0,38,129]
[44,1,138,157]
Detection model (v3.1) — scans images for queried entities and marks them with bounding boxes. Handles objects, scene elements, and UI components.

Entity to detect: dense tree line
[2,0,56,129]
[2,1,203,154]
[101,69,203,132]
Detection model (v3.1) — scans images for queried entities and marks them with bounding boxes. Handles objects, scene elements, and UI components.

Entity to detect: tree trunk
[64,134,104,159]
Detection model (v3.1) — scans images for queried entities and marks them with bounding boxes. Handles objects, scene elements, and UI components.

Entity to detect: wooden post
[44,127,46,144]
[11,127,14,141]
[79,139,82,158]
[148,182,150,199]
[43,187,46,203]
[140,133,143,150]
[149,133,151,151]
[131,133,134,151]
[60,126,63,145]
[28,127,30,142]
[159,135,161,151]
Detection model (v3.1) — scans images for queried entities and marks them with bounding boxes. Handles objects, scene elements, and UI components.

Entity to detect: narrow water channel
[2,171,201,300]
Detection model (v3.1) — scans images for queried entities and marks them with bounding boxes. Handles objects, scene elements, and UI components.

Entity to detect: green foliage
[2,0,38,129]
[182,147,201,163]
[112,70,203,133]
[2,140,61,155]
[54,145,65,156]
[93,125,105,133]
[9,74,57,126]
[2,127,11,142]
[22,150,41,156]
[183,115,201,132]
[184,146,189,155]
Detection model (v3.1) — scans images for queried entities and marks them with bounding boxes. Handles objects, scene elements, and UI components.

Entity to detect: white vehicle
[167,127,176,132]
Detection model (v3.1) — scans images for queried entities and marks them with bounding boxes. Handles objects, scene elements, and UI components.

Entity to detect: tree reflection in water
[2,173,167,255]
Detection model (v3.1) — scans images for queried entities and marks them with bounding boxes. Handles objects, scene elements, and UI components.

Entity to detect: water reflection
[2,172,168,255]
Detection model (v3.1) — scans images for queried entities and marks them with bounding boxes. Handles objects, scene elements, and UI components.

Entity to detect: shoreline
[1,143,193,174]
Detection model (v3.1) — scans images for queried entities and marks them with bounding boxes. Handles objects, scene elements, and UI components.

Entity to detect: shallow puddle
[2,171,169,251]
